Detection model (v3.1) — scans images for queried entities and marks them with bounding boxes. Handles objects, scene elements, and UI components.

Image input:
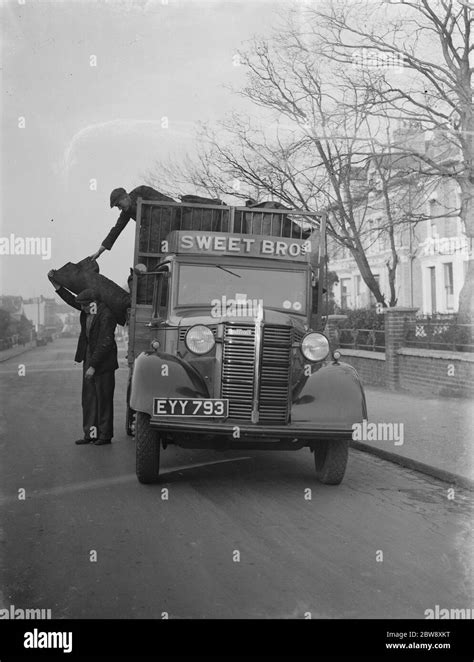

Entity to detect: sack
[180,194,225,205]
[241,201,307,238]
[53,258,131,326]
[180,196,226,232]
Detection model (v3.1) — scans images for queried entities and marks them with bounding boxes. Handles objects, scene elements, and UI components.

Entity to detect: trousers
[82,363,115,441]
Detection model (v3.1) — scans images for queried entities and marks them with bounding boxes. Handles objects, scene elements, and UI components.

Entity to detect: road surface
[0,339,472,619]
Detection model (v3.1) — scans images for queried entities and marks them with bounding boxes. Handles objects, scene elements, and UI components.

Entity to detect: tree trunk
[352,245,386,306]
[457,179,474,322]
[458,258,474,323]
[387,259,398,308]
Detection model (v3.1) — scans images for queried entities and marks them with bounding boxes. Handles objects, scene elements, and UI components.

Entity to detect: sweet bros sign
[165,231,312,262]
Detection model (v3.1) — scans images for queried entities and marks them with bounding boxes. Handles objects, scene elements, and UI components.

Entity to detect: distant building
[22,296,58,332]
[0,295,24,317]
[328,125,470,314]
[1,294,80,334]
[0,295,33,345]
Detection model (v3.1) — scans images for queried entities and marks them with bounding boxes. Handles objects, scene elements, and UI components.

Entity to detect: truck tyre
[125,380,135,437]
[136,412,161,484]
[313,439,349,485]
[126,406,135,437]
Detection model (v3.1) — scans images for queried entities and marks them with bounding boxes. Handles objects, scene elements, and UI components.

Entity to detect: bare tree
[147,1,465,308]
[306,0,473,317]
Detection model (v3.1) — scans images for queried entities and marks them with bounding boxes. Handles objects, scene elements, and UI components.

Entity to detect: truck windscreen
[177,264,307,314]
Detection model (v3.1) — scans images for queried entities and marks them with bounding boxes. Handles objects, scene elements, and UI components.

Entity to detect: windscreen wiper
[216,265,241,277]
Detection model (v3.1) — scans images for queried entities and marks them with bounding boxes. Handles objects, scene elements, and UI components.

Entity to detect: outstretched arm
[100,210,132,252]
[47,270,81,311]
[90,245,107,261]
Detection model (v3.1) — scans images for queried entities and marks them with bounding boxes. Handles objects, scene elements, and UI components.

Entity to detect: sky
[0,0,290,297]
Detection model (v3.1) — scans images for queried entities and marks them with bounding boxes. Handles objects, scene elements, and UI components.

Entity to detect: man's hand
[89,246,106,261]
[85,367,96,380]
[47,270,60,289]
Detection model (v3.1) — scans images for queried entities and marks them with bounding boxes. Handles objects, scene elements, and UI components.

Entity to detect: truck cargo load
[53,258,131,326]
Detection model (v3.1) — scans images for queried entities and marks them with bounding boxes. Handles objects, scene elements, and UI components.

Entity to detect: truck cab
[127,200,367,485]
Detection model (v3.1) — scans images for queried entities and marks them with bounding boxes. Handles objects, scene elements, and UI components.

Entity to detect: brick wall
[327,309,474,398]
[398,348,474,397]
[338,347,474,397]
[339,350,386,387]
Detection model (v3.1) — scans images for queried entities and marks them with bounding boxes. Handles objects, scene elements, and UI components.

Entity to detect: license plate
[153,398,228,417]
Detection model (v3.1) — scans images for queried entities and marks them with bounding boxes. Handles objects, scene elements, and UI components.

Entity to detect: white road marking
[0,367,129,374]
[0,456,252,505]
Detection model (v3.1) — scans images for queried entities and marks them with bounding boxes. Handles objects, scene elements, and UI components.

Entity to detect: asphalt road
[0,339,472,619]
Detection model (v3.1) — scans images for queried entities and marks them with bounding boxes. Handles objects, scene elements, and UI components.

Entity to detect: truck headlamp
[301,332,329,362]
[185,325,215,355]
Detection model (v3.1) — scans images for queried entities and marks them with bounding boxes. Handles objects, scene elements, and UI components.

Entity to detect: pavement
[358,387,474,488]
[0,341,36,363]
[0,338,472,619]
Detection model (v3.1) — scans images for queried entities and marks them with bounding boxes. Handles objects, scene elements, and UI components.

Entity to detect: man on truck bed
[90,185,175,260]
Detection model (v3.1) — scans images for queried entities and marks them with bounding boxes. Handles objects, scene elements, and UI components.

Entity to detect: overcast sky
[1,0,290,298]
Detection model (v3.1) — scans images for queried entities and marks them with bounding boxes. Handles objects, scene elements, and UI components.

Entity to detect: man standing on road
[48,271,118,446]
[90,185,175,260]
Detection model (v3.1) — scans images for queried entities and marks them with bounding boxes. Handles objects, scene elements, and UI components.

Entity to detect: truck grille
[221,323,291,423]
[221,325,255,420]
[259,326,291,423]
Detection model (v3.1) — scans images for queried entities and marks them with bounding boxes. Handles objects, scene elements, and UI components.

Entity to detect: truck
[127,199,367,485]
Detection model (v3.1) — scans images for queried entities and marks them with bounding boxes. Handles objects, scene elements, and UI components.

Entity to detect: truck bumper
[149,417,353,449]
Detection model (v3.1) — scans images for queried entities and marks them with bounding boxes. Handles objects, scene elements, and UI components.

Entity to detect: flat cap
[110,187,127,208]
[76,289,99,305]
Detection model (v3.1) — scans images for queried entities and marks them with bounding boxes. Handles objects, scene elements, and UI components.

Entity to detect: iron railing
[338,328,386,353]
[0,334,20,351]
[404,316,474,352]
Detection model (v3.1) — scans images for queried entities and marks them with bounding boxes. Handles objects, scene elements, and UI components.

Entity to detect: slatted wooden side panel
[128,304,152,366]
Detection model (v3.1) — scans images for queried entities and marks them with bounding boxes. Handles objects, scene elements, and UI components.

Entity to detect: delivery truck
[127,199,367,485]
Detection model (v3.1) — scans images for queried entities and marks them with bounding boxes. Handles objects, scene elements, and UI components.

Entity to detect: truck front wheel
[313,439,349,485]
[125,381,135,437]
[136,412,161,484]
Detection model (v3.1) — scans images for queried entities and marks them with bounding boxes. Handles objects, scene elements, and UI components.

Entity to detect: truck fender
[291,361,367,431]
[130,351,209,416]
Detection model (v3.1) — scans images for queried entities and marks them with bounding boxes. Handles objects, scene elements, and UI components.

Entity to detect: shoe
[75,438,92,445]
[94,439,112,445]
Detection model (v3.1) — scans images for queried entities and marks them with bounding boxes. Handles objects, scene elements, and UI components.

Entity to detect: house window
[444,262,454,310]
[374,216,383,252]
[367,219,376,253]
[340,278,352,309]
[369,274,380,306]
[429,266,437,314]
[354,275,363,307]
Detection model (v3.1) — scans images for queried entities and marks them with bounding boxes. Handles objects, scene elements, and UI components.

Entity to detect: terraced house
[328,124,471,314]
